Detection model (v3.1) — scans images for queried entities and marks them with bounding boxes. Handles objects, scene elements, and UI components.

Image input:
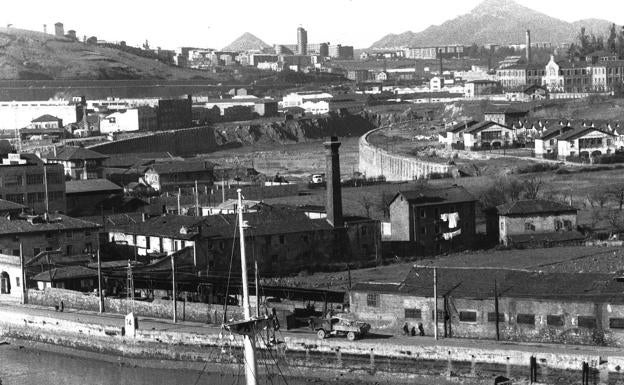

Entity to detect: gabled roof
[31,114,61,123]
[50,146,108,161]
[0,214,101,236]
[33,266,98,282]
[391,185,476,207]
[65,179,123,194]
[557,127,615,141]
[447,120,479,133]
[0,199,27,212]
[464,121,512,134]
[497,199,577,216]
[538,126,573,140]
[148,160,215,175]
[352,267,624,303]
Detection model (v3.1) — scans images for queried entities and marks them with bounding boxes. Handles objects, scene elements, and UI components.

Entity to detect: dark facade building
[157,96,193,130]
[388,185,476,255]
[297,27,308,56]
[142,160,216,192]
[65,179,124,217]
[47,146,108,180]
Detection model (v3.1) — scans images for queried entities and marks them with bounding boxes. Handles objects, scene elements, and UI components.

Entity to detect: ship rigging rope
[223,213,239,323]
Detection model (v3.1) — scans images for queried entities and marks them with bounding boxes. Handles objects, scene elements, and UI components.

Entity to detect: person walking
[418,322,425,336]
[402,322,409,336]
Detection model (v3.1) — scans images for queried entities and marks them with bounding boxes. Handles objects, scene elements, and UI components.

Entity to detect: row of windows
[400,307,620,329]
[417,205,462,219]
[3,191,65,205]
[0,173,64,187]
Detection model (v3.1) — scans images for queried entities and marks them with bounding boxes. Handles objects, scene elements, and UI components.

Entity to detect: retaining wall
[358,129,457,181]
[27,288,243,324]
[88,126,217,156]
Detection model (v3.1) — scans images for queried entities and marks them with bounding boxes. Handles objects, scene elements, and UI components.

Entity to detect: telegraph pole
[433,267,438,341]
[171,254,177,323]
[97,249,104,313]
[20,242,27,304]
[494,279,500,341]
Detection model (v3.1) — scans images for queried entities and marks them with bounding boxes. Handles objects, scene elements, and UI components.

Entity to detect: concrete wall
[358,129,456,181]
[500,213,577,244]
[89,126,216,156]
[28,288,244,324]
[0,254,22,298]
[350,291,624,347]
[389,196,411,241]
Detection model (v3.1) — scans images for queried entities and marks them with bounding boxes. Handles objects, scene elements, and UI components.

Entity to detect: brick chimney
[526,30,532,63]
[324,136,343,228]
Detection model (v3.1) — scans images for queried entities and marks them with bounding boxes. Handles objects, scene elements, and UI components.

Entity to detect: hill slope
[370,0,616,48]
[222,32,270,52]
[0,27,224,80]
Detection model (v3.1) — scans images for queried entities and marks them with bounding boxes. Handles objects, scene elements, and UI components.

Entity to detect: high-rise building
[297,27,308,56]
[319,43,329,58]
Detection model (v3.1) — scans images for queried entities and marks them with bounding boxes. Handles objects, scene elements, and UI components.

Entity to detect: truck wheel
[317,329,326,339]
[347,331,356,341]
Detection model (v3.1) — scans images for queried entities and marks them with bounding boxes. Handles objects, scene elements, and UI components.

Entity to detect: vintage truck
[310,312,371,341]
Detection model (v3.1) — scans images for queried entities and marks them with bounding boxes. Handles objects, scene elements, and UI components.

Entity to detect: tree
[588,188,610,208]
[377,191,394,219]
[357,194,374,217]
[523,177,543,200]
[608,184,624,210]
[578,27,591,56]
[608,24,618,53]
[606,209,624,236]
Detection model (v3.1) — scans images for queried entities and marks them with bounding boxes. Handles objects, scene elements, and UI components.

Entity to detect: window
[547,315,564,327]
[419,208,426,218]
[47,173,63,185]
[16,277,20,287]
[366,293,379,307]
[420,226,427,235]
[564,220,573,231]
[85,242,93,252]
[361,227,367,235]
[302,235,309,243]
[578,316,597,329]
[404,308,422,319]
[66,245,73,255]
[517,314,535,325]
[26,174,44,185]
[5,194,24,204]
[555,220,562,231]
[4,175,23,187]
[609,318,624,329]
[487,312,505,323]
[524,222,535,231]
[459,311,477,322]
[66,231,73,239]
[271,254,278,263]
[12,249,20,256]
[279,235,285,244]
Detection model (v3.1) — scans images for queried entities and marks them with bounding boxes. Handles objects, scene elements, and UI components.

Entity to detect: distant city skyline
[2,0,624,49]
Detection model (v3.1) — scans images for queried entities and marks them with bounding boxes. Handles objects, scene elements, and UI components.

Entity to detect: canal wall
[0,305,620,381]
[358,129,457,181]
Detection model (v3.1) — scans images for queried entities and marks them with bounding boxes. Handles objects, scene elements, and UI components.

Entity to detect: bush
[428,172,452,180]
[555,168,572,174]
[515,163,559,174]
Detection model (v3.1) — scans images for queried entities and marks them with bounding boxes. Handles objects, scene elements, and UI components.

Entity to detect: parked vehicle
[310,312,371,341]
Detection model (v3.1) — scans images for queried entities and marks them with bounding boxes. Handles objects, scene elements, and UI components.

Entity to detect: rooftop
[464,121,512,134]
[49,146,108,161]
[148,160,216,175]
[31,114,61,123]
[66,179,123,194]
[557,126,615,141]
[391,185,476,207]
[497,199,577,216]
[0,199,27,212]
[0,214,101,236]
[32,266,98,282]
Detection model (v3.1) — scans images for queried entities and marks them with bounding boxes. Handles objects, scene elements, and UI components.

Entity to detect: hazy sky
[2,0,624,49]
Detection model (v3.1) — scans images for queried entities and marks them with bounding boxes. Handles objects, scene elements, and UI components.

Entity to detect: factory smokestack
[324,136,343,228]
[526,29,532,63]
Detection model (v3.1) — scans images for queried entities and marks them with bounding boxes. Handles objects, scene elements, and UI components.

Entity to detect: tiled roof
[0,199,27,212]
[102,152,177,168]
[392,185,476,207]
[32,266,98,282]
[0,214,101,235]
[31,114,61,123]
[447,120,479,133]
[50,146,108,161]
[352,267,624,303]
[149,160,216,175]
[66,179,123,194]
[497,199,577,216]
[464,121,511,134]
[557,127,615,141]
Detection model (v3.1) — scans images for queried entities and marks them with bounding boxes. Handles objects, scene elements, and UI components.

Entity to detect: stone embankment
[359,128,457,181]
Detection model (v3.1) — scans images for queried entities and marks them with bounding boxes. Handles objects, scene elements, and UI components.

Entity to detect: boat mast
[237,188,257,385]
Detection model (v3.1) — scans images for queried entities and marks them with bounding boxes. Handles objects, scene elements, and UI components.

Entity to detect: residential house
[0,214,101,260]
[142,160,216,192]
[462,121,515,150]
[533,126,574,158]
[496,64,545,90]
[47,146,109,180]
[350,267,624,347]
[464,80,501,98]
[29,114,63,129]
[556,126,617,161]
[281,92,333,115]
[438,120,479,148]
[0,153,66,214]
[0,253,21,298]
[496,199,583,247]
[388,186,476,255]
[483,108,529,126]
[33,265,98,291]
[65,179,124,217]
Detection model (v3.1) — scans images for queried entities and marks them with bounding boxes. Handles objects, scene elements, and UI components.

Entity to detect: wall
[500,213,577,244]
[0,163,66,213]
[0,227,99,259]
[99,109,139,134]
[0,253,22,298]
[359,129,457,181]
[389,196,411,241]
[28,288,244,323]
[350,291,624,347]
[88,126,216,156]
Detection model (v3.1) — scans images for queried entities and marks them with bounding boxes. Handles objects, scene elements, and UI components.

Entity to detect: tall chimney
[526,30,532,63]
[324,136,343,228]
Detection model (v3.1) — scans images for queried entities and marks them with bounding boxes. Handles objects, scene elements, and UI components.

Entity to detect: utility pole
[194,180,200,216]
[43,164,49,214]
[433,267,438,341]
[97,249,104,313]
[172,254,177,323]
[20,243,27,304]
[494,279,500,341]
[177,187,181,215]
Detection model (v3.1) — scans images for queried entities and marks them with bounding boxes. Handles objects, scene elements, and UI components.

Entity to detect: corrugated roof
[50,146,108,161]
[33,266,98,282]
[66,179,123,194]
[352,267,624,303]
[497,199,577,216]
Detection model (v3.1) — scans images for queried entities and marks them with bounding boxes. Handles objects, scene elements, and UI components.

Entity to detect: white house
[429,77,443,92]
[281,91,333,115]
[533,126,573,158]
[556,127,617,161]
[462,121,514,150]
[439,120,479,147]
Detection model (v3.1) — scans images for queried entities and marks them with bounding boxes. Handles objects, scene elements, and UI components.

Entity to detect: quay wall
[0,306,621,378]
[27,288,244,324]
[88,126,217,156]
[358,129,457,181]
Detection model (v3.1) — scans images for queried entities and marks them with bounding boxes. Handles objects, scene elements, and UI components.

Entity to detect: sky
[2,0,624,49]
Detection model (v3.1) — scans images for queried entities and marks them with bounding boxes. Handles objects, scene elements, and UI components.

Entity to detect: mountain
[370,0,617,49]
[222,32,271,52]
[0,27,224,80]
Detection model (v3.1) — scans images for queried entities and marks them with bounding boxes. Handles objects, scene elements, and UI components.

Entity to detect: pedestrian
[60,300,64,312]
[402,322,409,336]
[418,323,425,336]
[410,326,416,336]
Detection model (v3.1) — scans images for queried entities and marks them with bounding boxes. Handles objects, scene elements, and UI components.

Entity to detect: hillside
[222,32,271,52]
[0,27,225,80]
[370,0,617,48]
